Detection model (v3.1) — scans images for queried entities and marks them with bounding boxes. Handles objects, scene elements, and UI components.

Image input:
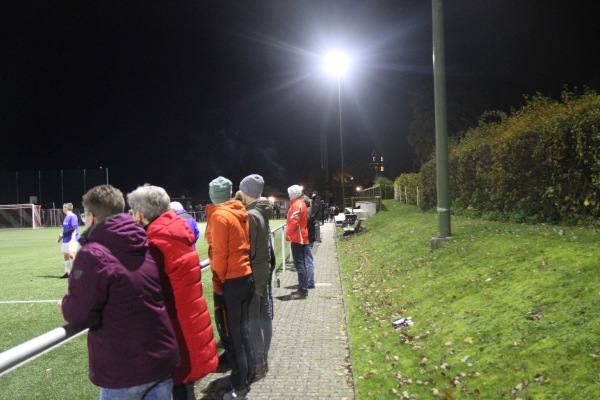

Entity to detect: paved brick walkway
[197,222,355,399]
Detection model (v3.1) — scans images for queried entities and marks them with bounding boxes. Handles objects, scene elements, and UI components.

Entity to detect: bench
[335,213,357,227]
[343,218,364,236]
[342,213,357,227]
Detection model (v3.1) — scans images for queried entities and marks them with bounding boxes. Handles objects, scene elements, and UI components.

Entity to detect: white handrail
[0,325,87,377]
[0,224,288,377]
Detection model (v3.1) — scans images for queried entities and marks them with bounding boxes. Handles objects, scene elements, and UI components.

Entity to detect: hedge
[414,90,600,225]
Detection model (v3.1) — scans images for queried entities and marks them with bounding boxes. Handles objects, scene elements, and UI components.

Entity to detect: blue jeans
[248,287,273,366]
[99,376,173,400]
[291,242,308,294]
[306,242,315,286]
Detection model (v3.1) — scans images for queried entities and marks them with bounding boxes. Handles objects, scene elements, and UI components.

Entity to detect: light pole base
[430,236,452,250]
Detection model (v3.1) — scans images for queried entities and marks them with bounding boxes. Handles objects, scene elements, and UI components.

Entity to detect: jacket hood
[245,198,273,220]
[206,200,248,223]
[80,213,148,254]
[147,211,195,246]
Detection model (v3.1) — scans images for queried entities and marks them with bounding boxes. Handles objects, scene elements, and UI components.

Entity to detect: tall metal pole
[337,76,345,209]
[431,0,451,247]
[320,134,329,202]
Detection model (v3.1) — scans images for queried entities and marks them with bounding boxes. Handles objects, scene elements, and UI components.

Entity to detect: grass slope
[338,201,599,399]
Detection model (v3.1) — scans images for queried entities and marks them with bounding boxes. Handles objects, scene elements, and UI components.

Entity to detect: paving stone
[196,222,355,399]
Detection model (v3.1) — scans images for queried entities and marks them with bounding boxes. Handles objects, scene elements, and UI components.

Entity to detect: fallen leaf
[464,337,475,344]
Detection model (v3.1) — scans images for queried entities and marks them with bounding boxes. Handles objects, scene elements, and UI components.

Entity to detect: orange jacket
[147,212,218,384]
[286,197,309,244]
[205,200,252,293]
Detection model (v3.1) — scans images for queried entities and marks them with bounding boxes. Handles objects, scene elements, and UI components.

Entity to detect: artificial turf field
[0,220,288,399]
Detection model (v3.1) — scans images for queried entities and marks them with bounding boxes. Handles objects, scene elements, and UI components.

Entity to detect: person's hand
[57,300,63,314]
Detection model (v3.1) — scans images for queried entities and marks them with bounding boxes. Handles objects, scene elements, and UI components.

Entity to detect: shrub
[415,89,600,225]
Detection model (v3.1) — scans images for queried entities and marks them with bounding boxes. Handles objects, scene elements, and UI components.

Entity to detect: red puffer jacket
[147,212,218,384]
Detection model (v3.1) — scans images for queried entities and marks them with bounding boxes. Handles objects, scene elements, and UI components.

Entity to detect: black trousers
[214,274,255,390]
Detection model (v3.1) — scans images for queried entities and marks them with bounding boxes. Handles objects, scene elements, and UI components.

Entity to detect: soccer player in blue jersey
[58,203,79,278]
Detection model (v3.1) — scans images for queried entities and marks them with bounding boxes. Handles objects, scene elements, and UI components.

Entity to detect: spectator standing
[273,203,281,219]
[311,191,322,242]
[59,185,180,399]
[239,174,274,381]
[286,185,309,299]
[304,195,317,289]
[58,202,79,278]
[197,203,206,222]
[205,176,255,400]
[168,201,200,247]
[128,185,219,400]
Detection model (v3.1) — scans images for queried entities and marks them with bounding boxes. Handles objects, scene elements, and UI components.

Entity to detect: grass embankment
[339,201,599,399]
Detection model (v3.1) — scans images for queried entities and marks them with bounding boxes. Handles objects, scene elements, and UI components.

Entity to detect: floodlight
[323,51,350,77]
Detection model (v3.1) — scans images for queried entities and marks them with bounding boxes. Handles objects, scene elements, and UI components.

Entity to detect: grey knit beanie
[239,174,264,200]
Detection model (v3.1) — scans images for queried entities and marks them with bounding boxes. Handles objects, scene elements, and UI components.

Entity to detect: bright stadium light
[323,50,351,77]
[323,50,351,207]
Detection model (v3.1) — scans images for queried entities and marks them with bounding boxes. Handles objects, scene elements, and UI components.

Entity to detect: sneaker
[202,376,231,394]
[223,387,248,400]
[307,284,315,289]
[289,290,308,300]
[59,273,69,279]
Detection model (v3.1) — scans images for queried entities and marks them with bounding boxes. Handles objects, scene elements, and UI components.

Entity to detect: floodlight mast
[431,0,452,248]
[324,51,350,208]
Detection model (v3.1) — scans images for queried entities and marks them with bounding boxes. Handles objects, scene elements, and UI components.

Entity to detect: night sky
[2,1,600,200]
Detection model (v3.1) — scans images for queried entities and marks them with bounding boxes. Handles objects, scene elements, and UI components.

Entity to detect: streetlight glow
[323,51,351,77]
[323,50,351,208]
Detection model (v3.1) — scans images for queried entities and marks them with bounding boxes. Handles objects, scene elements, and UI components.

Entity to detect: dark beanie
[239,174,264,200]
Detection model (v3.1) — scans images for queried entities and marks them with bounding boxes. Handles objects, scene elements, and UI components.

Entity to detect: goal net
[0,204,43,229]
